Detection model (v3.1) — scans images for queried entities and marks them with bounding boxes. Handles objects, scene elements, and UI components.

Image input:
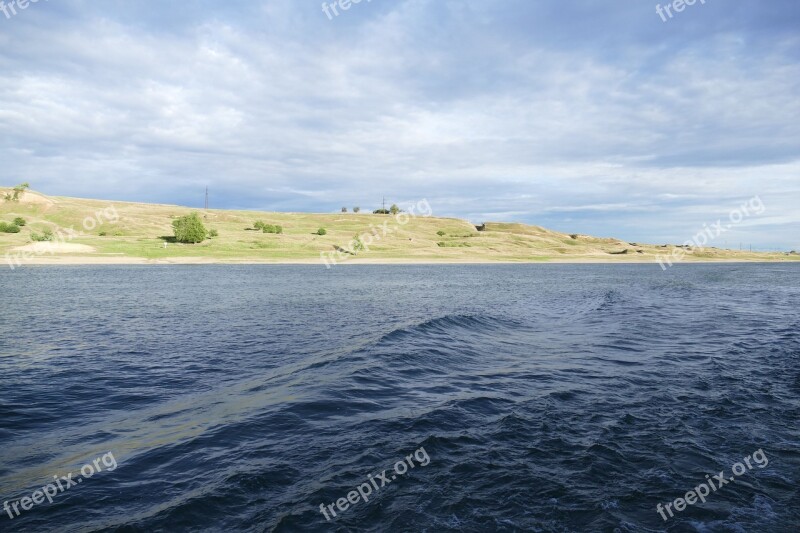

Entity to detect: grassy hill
[1,188,797,266]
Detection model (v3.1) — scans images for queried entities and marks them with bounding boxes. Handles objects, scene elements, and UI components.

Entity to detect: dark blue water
[1,264,798,532]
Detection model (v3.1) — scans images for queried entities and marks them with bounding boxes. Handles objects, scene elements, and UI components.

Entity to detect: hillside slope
[0,189,796,266]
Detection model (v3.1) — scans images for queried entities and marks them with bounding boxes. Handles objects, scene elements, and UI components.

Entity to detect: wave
[373,313,526,346]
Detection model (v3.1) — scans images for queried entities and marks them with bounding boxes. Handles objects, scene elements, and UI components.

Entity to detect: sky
[1,0,798,249]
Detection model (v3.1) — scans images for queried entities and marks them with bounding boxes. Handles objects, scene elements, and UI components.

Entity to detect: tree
[437,230,446,237]
[342,207,348,213]
[353,207,360,213]
[3,182,29,202]
[373,208,390,215]
[389,204,401,215]
[317,228,327,236]
[172,212,207,243]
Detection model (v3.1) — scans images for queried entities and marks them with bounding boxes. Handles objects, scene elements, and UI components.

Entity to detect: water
[0,264,798,532]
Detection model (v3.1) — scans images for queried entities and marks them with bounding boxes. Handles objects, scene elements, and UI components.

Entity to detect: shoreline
[5,256,799,267]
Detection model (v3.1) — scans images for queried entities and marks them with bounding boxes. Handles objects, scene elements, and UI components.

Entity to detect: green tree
[172,212,207,243]
[437,230,446,237]
[389,204,401,215]
[353,207,360,213]
[342,207,348,213]
[3,182,29,202]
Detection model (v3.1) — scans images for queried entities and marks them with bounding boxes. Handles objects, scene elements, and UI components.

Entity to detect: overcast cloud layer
[1,0,798,249]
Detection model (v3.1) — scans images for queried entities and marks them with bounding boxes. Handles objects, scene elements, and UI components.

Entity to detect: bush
[353,207,360,213]
[208,229,219,238]
[254,221,282,234]
[99,231,107,236]
[373,208,390,214]
[317,228,327,236]
[342,207,348,213]
[437,241,470,248]
[172,212,207,243]
[31,229,54,241]
[352,234,365,253]
[0,222,21,233]
[13,217,26,226]
[437,230,446,237]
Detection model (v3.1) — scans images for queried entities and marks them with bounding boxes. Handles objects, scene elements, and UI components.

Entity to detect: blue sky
[1,0,798,249]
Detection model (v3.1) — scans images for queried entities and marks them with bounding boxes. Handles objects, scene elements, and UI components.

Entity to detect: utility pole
[382,197,386,212]
[205,187,209,210]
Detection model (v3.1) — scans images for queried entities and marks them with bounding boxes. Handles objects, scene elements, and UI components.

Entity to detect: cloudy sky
[1,0,798,249]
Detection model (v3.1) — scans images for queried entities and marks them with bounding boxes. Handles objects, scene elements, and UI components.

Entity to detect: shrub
[352,234,365,253]
[373,208,390,215]
[172,212,207,243]
[353,207,360,213]
[208,229,219,238]
[317,228,327,236]
[570,234,579,240]
[437,241,470,248]
[254,221,282,234]
[342,207,348,213]
[99,231,107,236]
[13,217,26,226]
[0,222,21,233]
[31,229,54,241]
[437,230,446,237]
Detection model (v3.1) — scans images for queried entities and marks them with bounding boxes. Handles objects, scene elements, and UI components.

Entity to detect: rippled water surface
[1,264,798,532]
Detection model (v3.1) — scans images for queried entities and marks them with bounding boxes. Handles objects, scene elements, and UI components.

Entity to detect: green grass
[2,188,799,265]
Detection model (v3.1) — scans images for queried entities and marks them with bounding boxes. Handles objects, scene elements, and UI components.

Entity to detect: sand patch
[12,242,96,254]
[1,190,56,206]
